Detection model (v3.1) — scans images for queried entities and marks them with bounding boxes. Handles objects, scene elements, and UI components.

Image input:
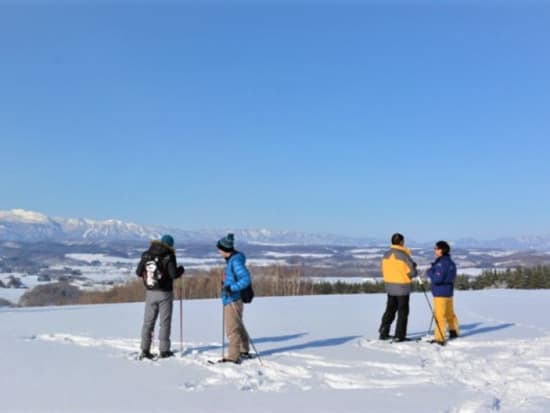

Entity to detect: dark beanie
[391,233,404,245]
[435,240,451,255]
[217,233,235,252]
[161,234,174,247]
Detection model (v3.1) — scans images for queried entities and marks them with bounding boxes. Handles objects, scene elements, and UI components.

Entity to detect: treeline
[78,264,550,303]
[455,265,550,290]
[313,266,550,294]
[79,265,314,304]
[17,264,550,306]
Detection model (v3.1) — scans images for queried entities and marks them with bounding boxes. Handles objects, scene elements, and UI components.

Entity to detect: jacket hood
[149,239,175,255]
[390,244,412,256]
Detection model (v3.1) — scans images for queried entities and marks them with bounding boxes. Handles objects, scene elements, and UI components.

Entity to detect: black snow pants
[379,294,410,340]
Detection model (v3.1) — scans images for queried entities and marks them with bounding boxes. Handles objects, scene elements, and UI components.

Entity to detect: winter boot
[378,327,391,340]
[159,350,175,359]
[218,357,241,364]
[240,352,254,360]
[139,350,156,360]
[449,330,459,339]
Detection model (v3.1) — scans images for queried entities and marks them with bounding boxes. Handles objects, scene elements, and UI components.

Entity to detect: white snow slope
[1,290,550,413]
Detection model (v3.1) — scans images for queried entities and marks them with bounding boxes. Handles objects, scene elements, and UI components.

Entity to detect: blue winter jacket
[222,251,252,306]
[427,255,457,297]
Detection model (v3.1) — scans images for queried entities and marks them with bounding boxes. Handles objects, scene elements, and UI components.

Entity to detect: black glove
[177,266,185,276]
[224,285,232,295]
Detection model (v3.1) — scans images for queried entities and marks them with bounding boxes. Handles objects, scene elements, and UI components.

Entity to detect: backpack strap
[230,259,238,283]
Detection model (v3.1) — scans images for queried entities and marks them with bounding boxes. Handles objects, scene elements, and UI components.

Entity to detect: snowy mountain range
[0,209,381,245]
[1,209,549,249]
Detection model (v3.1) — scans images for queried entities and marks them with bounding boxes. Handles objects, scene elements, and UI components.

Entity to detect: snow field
[1,291,550,412]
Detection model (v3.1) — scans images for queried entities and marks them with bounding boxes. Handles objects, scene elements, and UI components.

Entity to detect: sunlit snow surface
[1,290,550,412]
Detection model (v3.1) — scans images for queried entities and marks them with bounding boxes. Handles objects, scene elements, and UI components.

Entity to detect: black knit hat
[391,233,404,245]
[435,240,451,255]
[217,233,235,252]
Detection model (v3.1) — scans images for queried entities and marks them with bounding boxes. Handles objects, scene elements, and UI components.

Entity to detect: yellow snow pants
[433,297,459,342]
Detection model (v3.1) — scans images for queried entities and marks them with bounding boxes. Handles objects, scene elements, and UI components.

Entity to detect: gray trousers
[141,290,173,353]
[224,300,249,361]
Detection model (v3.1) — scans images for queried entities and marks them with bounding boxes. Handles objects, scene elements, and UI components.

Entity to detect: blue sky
[1,1,549,241]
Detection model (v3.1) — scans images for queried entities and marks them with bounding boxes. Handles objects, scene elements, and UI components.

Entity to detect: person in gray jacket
[136,234,184,359]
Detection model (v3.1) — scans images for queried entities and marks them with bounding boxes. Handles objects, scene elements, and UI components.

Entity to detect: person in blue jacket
[217,233,251,363]
[426,240,460,344]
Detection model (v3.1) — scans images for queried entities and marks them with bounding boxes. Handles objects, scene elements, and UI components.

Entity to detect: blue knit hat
[217,233,234,252]
[161,234,174,247]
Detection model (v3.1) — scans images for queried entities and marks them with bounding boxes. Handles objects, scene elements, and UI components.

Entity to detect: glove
[224,285,232,295]
[177,266,185,276]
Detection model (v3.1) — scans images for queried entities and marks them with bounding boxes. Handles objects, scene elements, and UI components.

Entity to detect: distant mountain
[452,236,550,250]
[0,210,64,241]
[0,209,382,246]
[0,209,160,242]
[1,209,549,249]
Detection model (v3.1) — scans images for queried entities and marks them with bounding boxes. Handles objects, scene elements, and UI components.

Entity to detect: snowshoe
[391,337,413,343]
[217,357,242,364]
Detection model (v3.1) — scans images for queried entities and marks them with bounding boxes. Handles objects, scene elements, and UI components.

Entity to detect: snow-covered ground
[309,276,379,284]
[469,250,518,258]
[1,290,550,412]
[3,241,550,307]
[264,252,334,259]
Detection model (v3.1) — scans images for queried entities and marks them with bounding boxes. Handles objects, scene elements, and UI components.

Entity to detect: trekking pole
[221,302,226,360]
[419,277,435,337]
[427,314,434,337]
[229,301,263,366]
[419,281,446,345]
[179,278,184,354]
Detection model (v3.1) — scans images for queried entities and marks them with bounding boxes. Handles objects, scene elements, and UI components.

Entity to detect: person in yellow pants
[433,296,459,342]
[427,241,459,344]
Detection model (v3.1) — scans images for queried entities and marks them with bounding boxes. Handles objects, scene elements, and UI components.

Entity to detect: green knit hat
[161,234,174,247]
[216,233,234,252]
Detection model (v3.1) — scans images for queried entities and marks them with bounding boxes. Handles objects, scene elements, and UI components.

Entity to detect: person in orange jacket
[378,233,418,342]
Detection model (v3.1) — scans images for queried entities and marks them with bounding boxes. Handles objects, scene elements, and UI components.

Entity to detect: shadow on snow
[458,322,515,338]
[186,332,309,354]
[407,322,515,340]
[261,335,361,356]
